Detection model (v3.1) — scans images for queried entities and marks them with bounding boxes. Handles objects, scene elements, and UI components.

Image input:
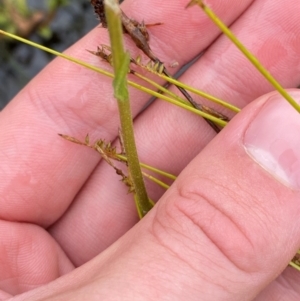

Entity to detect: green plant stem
[117,154,177,180]
[104,0,152,218]
[186,0,300,113]
[139,65,240,113]
[117,97,153,218]
[0,29,227,127]
[142,172,170,189]
[132,70,190,107]
[289,261,300,271]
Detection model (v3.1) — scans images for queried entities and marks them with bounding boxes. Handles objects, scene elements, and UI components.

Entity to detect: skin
[1,0,300,299]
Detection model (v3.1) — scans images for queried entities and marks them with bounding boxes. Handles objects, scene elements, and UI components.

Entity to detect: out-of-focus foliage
[0,0,97,108]
[0,0,70,39]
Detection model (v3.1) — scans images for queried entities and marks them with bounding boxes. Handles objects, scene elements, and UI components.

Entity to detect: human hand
[1,0,300,300]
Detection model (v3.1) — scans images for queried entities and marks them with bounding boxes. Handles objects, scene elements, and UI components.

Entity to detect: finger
[0,220,73,296]
[121,0,253,66]
[12,90,300,301]
[0,290,12,301]
[0,0,250,226]
[50,0,300,265]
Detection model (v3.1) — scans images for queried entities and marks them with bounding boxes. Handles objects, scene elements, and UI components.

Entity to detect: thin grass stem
[142,172,170,189]
[117,154,177,180]
[186,0,300,113]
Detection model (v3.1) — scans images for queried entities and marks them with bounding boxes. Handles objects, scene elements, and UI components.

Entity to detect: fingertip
[141,89,300,298]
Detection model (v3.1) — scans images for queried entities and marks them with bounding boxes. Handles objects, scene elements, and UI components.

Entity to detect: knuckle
[152,174,270,275]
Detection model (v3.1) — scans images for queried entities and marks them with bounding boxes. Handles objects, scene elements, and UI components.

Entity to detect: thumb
[143,89,300,300]
[13,90,300,301]
[121,89,300,300]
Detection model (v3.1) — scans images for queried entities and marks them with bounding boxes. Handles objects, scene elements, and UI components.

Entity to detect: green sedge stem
[117,154,177,180]
[0,29,114,77]
[105,0,153,217]
[134,195,155,219]
[289,261,300,271]
[186,0,300,113]
[142,172,170,189]
[142,68,240,113]
[0,29,227,127]
[132,71,191,107]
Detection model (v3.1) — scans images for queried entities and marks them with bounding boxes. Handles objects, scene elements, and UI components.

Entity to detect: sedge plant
[0,0,299,269]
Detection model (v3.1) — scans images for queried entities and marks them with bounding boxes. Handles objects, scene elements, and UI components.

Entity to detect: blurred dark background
[0,0,100,109]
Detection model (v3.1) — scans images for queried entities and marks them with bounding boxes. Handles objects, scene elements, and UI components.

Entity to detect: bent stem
[186,0,300,113]
[104,0,152,218]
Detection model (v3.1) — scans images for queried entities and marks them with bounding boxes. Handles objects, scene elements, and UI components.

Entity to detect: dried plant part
[145,60,165,74]
[86,45,113,65]
[58,134,87,146]
[94,140,135,193]
[90,0,229,132]
[59,133,134,193]
[119,10,229,131]
[90,0,107,28]
[85,133,90,145]
[119,11,158,62]
[169,60,179,68]
[94,139,118,160]
[201,106,229,122]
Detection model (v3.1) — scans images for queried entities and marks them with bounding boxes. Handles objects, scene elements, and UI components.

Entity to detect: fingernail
[244,93,300,190]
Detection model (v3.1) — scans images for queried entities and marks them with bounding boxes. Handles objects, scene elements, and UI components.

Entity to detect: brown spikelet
[90,0,107,28]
